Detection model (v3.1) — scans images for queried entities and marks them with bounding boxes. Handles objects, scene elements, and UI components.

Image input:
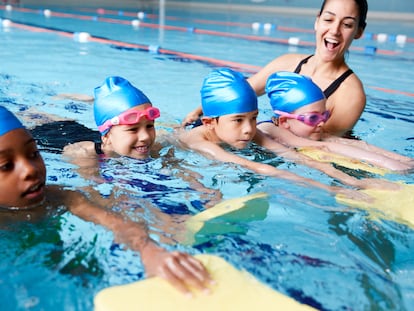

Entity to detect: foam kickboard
[94,254,315,311]
[183,192,269,245]
[336,182,414,228]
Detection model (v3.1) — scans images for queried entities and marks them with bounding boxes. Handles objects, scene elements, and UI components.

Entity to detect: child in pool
[179,68,407,192]
[63,76,162,162]
[0,105,211,295]
[178,67,365,193]
[62,76,219,215]
[183,0,369,137]
[258,71,413,172]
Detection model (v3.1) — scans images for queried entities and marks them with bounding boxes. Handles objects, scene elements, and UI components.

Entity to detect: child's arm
[180,131,343,194]
[49,186,211,294]
[256,130,401,191]
[265,128,412,171]
[323,135,414,165]
[52,93,94,103]
[63,141,96,161]
[320,141,412,171]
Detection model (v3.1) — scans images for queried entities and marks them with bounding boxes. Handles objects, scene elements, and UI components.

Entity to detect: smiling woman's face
[314,0,363,62]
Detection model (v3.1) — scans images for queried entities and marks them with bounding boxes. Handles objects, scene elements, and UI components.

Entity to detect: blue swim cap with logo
[0,106,25,137]
[201,68,257,117]
[94,76,151,135]
[265,71,325,116]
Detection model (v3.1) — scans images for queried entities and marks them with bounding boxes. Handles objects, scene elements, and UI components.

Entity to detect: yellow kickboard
[298,146,390,176]
[94,254,315,311]
[183,192,269,245]
[336,183,414,228]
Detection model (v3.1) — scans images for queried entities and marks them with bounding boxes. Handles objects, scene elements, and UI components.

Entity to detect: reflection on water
[0,5,413,311]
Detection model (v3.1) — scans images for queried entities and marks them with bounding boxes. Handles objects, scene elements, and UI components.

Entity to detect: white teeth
[28,184,40,192]
[326,38,338,44]
[135,146,149,152]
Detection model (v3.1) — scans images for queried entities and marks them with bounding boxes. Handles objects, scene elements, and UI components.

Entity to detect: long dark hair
[319,0,368,30]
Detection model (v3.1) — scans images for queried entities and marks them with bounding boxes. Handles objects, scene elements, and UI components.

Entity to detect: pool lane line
[77,7,316,34]
[4,5,414,45]
[368,86,414,97]
[77,7,414,44]
[8,20,262,74]
[1,6,411,57]
[8,20,414,98]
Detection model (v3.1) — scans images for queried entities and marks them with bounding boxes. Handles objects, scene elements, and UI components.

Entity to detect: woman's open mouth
[324,38,339,50]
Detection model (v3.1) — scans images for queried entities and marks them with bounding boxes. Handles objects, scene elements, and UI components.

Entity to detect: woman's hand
[181,107,203,127]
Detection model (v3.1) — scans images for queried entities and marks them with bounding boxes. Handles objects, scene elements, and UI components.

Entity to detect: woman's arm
[181,106,203,127]
[324,75,366,136]
[247,54,301,96]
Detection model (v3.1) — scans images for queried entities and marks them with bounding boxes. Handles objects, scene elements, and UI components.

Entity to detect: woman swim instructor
[183,0,368,137]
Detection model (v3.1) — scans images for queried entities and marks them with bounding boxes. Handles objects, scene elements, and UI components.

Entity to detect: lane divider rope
[5,19,414,98]
[1,6,413,58]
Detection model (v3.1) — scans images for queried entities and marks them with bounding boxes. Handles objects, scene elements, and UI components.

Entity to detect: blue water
[1,4,414,311]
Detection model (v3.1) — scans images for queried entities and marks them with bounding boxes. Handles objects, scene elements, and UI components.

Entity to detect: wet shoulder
[274,53,309,71]
[63,141,97,158]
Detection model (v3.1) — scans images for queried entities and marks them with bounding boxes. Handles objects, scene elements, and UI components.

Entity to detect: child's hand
[98,215,212,295]
[333,187,374,202]
[141,243,213,295]
[357,178,402,191]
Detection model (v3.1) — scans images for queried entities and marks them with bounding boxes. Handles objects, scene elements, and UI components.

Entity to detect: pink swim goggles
[98,106,160,133]
[274,110,330,127]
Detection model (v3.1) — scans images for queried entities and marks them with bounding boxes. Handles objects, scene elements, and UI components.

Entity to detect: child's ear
[201,117,215,129]
[101,133,110,145]
[278,117,290,129]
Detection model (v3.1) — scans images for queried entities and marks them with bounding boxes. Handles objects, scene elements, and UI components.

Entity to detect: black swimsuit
[31,120,101,154]
[293,55,354,98]
[258,56,354,127]
[94,142,105,155]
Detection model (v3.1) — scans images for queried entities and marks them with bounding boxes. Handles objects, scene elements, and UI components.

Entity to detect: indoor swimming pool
[1,3,413,310]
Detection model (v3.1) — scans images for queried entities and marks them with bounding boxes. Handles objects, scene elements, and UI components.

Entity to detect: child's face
[212,110,258,149]
[280,99,327,141]
[102,104,156,159]
[0,129,47,208]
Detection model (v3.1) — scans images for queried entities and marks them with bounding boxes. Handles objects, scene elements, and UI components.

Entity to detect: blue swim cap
[0,106,25,137]
[201,68,257,117]
[94,76,151,134]
[266,72,325,116]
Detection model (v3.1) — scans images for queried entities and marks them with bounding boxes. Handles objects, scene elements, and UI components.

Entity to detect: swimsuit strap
[323,69,353,98]
[293,55,354,98]
[293,55,313,73]
[94,142,105,155]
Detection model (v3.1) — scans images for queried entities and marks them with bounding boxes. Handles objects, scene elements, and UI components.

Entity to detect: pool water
[1,4,414,311]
